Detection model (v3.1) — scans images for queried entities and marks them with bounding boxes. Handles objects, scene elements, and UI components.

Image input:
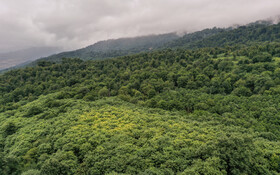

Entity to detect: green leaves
[1,36,280,174]
[24,106,43,117]
[0,95,280,174]
[2,122,17,137]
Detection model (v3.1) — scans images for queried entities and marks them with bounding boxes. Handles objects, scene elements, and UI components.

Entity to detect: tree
[252,53,272,63]
[2,122,17,137]
[213,134,269,175]
[98,86,110,97]
[232,86,252,97]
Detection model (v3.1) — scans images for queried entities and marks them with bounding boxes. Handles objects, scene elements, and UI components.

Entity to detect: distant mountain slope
[38,21,280,65]
[7,20,280,71]
[38,33,180,63]
[34,29,228,64]
[175,22,280,48]
[0,47,61,70]
[165,27,227,48]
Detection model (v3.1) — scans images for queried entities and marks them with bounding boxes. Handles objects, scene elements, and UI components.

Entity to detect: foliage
[0,96,279,174]
[1,24,280,174]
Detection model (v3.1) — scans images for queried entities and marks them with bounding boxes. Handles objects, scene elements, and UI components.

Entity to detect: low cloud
[0,0,280,52]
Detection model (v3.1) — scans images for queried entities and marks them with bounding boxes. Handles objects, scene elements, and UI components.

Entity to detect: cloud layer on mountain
[0,0,279,52]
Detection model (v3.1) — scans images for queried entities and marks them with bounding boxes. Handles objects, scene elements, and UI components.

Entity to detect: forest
[0,23,280,174]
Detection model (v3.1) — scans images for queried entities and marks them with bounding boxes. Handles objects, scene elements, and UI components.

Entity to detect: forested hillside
[1,40,280,174]
[168,22,280,49]
[6,21,280,73]
[36,33,179,63]
[33,22,280,66]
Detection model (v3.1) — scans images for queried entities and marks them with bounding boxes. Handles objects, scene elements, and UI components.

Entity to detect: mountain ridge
[2,19,279,73]
[31,20,280,66]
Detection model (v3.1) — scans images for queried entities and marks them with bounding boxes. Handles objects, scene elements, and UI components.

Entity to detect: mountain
[165,27,227,48]
[36,28,227,63]
[168,22,280,49]
[37,33,180,63]
[0,47,61,70]
[7,20,280,72]
[34,21,280,65]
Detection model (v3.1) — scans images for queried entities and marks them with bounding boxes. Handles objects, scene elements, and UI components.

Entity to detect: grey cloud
[0,0,280,52]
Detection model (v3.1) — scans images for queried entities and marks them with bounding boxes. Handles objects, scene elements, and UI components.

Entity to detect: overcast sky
[0,0,280,53]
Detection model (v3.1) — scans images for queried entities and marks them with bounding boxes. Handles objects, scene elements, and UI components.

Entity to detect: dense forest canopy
[1,22,280,174]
